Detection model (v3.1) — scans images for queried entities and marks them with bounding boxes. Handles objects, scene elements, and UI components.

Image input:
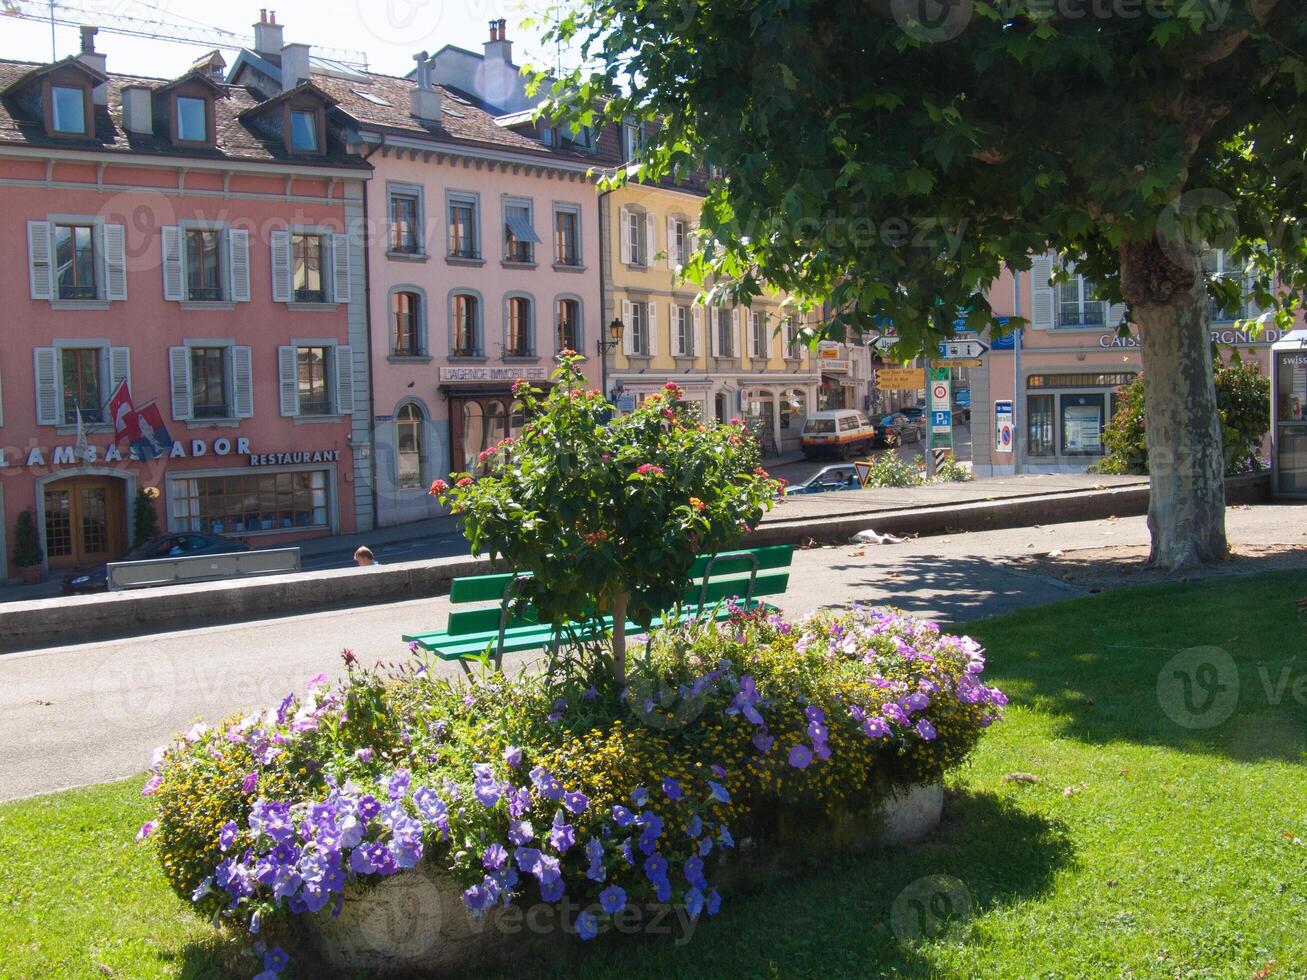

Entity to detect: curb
[0,474,1271,654]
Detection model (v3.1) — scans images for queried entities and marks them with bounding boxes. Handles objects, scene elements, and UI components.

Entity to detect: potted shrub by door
[12,507,43,583]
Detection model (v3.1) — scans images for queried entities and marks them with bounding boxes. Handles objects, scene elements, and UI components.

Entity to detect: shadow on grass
[461,789,1075,980]
[964,569,1307,764]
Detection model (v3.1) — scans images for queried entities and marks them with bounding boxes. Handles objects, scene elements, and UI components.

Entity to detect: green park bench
[402,545,794,672]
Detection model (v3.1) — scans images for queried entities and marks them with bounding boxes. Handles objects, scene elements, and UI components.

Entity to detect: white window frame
[35,339,130,429]
[50,84,86,134]
[674,304,692,357]
[629,301,648,355]
[623,120,643,161]
[750,311,768,359]
[278,339,352,419]
[168,339,254,423]
[626,209,645,267]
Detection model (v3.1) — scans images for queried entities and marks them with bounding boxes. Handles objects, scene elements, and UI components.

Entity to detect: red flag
[107,380,137,444]
[128,402,173,462]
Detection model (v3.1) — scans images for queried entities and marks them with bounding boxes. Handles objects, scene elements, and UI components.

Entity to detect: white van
[801,410,877,460]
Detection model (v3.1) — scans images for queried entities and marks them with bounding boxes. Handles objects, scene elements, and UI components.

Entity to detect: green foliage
[133,489,159,543]
[432,355,778,632]
[816,450,972,489]
[11,507,41,567]
[1097,363,1270,475]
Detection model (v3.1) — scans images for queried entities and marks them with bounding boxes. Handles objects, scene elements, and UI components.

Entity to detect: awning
[505,212,541,244]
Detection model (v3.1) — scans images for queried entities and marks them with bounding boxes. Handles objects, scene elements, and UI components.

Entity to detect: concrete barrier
[108,547,301,591]
[0,473,1271,653]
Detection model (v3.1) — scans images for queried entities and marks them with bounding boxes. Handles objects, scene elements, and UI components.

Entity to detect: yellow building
[597,162,821,453]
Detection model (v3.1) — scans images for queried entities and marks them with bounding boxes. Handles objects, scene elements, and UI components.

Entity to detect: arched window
[396,403,424,489]
[556,298,580,353]
[393,290,421,356]
[507,296,533,356]
[452,293,479,356]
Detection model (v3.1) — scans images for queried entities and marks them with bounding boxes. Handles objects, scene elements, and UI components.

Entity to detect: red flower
[636,464,665,476]
[428,479,448,496]
[457,477,474,487]
[753,466,770,477]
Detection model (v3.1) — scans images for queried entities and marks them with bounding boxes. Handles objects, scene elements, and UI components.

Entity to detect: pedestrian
[354,546,379,568]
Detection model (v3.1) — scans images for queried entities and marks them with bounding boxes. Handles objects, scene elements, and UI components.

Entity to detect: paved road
[771,424,972,487]
[1,504,1299,803]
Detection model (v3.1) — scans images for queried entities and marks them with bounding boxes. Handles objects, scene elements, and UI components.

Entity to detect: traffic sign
[930,358,984,369]
[931,381,950,403]
[937,339,990,360]
[931,409,952,432]
[994,400,1014,453]
[853,459,873,487]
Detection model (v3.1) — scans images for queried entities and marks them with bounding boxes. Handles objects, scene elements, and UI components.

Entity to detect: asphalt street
[1,503,1298,803]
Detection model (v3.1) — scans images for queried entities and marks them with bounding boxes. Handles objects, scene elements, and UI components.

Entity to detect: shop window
[396,403,424,489]
[1027,394,1055,457]
[170,471,329,534]
[1060,393,1106,456]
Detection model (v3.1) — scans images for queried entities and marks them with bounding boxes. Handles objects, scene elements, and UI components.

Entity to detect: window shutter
[270,231,292,303]
[666,217,677,269]
[618,208,632,265]
[228,228,251,302]
[710,309,721,358]
[27,221,53,300]
[646,213,657,266]
[33,347,59,425]
[731,308,741,358]
[161,226,184,301]
[232,346,253,417]
[103,223,127,301]
[278,346,299,416]
[332,233,352,303]
[647,302,658,357]
[168,346,192,421]
[108,347,131,394]
[669,303,682,355]
[1106,300,1127,329]
[692,306,703,359]
[1030,252,1056,329]
[335,345,354,414]
[621,300,634,355]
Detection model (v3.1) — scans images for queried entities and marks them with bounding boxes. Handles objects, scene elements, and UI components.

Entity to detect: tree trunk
[611,592,628,685]
[1119,238,1229,571]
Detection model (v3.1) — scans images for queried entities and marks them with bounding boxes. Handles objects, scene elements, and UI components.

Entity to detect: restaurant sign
[439,366,550,382]
[2,436,254,468]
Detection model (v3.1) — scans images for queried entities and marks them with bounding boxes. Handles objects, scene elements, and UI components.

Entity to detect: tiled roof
[0,58,367,169]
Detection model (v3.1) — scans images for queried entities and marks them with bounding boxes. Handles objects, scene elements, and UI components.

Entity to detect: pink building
[0,28,372,580]
[232,19,602,527]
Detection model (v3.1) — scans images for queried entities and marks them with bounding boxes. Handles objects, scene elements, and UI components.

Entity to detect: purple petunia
[549,811,577,853]
[707,780,731,804]
[662,777,684,801]
[599,884,627,915]
[482,843,508,870]
[564,791,589,815]
[241,771,259,795]
[141,774,162,797]
[915,718,938,741]
[788,744,813,769]
[502,745,524,768]
[630,786,649,807]
[508,819,535,846]
[612,805,635,828]
[219,820,239,851]
[752,731,775,753]
[576,909,598,940]
[529,766,565,802]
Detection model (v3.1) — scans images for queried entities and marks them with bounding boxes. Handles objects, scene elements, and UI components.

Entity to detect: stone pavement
[1,503,1301,803]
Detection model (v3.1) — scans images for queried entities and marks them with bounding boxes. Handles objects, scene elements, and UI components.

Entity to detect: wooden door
[43,477,126,569]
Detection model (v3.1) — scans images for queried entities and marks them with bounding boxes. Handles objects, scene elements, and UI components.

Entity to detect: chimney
[253,9,283,57]
[77,26,109,104]
[410,50,440,123]
[120,84,153,136]
[484,18,512,64]
[281,42,310,88]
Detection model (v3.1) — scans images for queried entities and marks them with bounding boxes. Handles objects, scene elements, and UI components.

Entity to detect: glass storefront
[1276,349,1307,495]
[170,471,329,534]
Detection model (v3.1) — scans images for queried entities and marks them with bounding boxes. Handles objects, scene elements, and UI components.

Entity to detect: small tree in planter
[12,507,42,580]
[432,354,778,682]
[133,487,160,542]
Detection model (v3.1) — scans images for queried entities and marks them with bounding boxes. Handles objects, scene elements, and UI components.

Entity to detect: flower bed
[142,605,1005,977]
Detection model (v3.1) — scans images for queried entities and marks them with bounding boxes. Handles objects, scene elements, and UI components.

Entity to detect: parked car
[801,410,878,460]
[61,532,251,595]
[876,412,924,445]
[900,405,926,422]
[785,464,862,495]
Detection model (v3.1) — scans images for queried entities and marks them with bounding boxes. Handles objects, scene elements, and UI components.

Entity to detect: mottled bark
[1120,239,1230,571]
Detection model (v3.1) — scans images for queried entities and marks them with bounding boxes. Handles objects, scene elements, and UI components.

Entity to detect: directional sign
[930,358,984,369]
[875,367,926,390]
[937,339,990,360]
[873,336,899,352]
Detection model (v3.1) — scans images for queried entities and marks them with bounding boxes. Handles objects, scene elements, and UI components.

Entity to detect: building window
[1056,271,1106,328]
[185,229,223,301]
[554,207,580,266]
[61,348,102,424]
[1027,394,1055,457]
[296,346,332,415]
[176,96,207,142]
[54,223,97,300]
[50,85,85,134]
[623,121,643,161]
[393,291,422,356]
[507,296,533,356]
[674,305,692,356]
[453,294,480,356]
[291,233,324,303]
[448,195,479,258]
[669,218,687,267]
[751,312,767,359]
[504,200,536,263]
[396,403,423,490]
[390,192,421,254]
[171,471,329,534]
[625,210,645,267]
[1028,373,1137,388]
[1060,393,1106,456]
[784,315,802,358]
[1204,249,1254,320]
[557,298,580,352]
[190,347,229,418]
[629,302,647,355]
[716,309,734,358]
[290,110,318,152]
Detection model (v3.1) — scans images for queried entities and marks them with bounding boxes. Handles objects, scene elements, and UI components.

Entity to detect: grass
[2,571,1305,979]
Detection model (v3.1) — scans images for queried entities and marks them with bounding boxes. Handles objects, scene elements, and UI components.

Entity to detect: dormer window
[50,85,86,134]
[176,96,208,142]
[290,110,319,152]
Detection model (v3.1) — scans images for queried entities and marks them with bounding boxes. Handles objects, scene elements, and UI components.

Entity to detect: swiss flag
[107,380,138,444]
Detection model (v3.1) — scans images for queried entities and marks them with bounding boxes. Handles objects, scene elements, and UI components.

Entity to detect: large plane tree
[538,0,1307,570]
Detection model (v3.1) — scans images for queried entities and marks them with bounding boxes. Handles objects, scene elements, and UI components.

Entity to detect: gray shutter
[334,345,354,414]
[103,224,127,301]
[228,228,251,302]
[270,231,292,303]
[34,347,60,425]
[27,220,53,300]
[619,207,632,265]
[168,346,192,421]
[108,347,131,393]
[332,233,352,303]
[1106,300,1127,329]
[232,346,254,418]
[278,346,299,416]
[1030,252,1056,329]
[161,226,184,301]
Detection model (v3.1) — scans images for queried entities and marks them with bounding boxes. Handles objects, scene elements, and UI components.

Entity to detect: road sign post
[927,367,952,478]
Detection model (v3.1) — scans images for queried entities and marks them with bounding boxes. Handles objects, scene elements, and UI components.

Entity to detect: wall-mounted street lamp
[598,317,624,404]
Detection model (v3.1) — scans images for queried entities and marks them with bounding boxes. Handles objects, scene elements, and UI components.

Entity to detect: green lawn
[3,571,1304,978]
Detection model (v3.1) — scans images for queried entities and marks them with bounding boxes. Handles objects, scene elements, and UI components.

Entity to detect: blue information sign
[931,410,952,431]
